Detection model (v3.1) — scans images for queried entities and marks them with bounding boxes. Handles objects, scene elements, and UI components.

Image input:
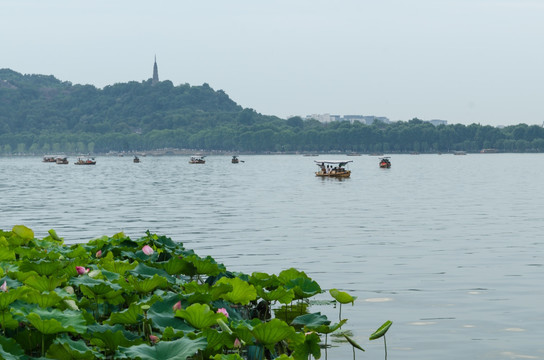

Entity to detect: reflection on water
[1,154,544,359]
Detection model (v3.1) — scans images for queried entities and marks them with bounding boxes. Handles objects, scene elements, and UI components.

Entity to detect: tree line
[1,68,544,154]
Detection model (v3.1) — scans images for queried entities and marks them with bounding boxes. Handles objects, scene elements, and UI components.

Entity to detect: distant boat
[133,156,140,163]
[453,151,467,155]
[43,155,57,163]
[74,157,96,165]
[379,157,391,168]
[231,155,239,164]
[189,156,205,164]
[315,160,353,178]
[56,157,69,164]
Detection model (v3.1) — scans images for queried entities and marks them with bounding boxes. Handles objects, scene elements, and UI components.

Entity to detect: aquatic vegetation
[0,225,391,359]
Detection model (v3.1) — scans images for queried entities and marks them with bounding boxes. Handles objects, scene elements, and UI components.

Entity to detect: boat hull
[315,171,351,178]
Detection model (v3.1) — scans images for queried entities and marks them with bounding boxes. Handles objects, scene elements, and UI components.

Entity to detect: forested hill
[1,68,544,154]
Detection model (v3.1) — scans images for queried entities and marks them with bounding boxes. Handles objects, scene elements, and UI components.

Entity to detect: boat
[231,155,239,164]
[315,160,353,178]
[43,155,57,163]
[133,156,140,163]
[56,157,69,164]
[379,157,391,168]
[453,151,467,155]
[74,157,96,165]
[189,156,205,164]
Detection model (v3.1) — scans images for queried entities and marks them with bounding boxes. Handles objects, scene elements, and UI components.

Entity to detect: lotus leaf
[187,255,225,276]
[175,303,224,329]
[256,285,294,304]
[211,354,244,360]
[86,324,143,351]
[117,336,207,360]
[128,274,168,293]
[202,328,235,351]
[0,248,15,262]
[251,318,296,350]
[289,331,321,360]
[329,289,357,305]
[250,272,281,288]
[12,225,34,241]
[46,336,103,359]
[23,289,63,308]
[160,256,196,276]
[278,268,309,284]
[100,258,138,276]
[291,312,331,328]
[129,264,172,280]
[105,303,143,325]
[0,336,25,360]
[343,333,365,351]
[65,245,89,259]
[26,308,86,335]
[47,229,62,241]
[284,278,322,299]
[215,277,256,305]
[19,260,66,277]
[369,320,392,340]
[71,276,122,297]
[0,286,27,310]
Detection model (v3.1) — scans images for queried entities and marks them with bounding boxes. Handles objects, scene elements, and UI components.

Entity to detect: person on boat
[320,163,326,173]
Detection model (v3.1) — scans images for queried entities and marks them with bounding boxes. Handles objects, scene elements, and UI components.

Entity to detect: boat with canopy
[314,160,353,178]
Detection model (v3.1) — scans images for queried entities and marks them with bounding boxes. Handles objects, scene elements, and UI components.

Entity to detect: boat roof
[314,160,353,165]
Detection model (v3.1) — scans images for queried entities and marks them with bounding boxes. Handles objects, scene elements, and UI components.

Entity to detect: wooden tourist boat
[56,157,69,164]
[133,156,140,163]
[232,155,239,164]
[379,157,391,168]
[74,157,96,165]
[189,156,205,164]
[315,160,353,178]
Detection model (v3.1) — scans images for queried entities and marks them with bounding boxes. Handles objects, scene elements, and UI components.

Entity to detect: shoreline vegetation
[2,69,544,155]
[0,225,390,359]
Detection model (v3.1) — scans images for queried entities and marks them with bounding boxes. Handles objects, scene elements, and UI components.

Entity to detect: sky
[2,0,543,127]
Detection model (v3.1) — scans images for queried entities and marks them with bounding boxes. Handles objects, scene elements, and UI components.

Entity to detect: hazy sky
[2,0,543,126]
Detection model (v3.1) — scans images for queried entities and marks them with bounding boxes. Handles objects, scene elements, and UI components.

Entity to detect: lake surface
[1,154,543,359]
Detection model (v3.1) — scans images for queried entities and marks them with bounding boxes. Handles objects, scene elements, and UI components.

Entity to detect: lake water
[1,154,543,359]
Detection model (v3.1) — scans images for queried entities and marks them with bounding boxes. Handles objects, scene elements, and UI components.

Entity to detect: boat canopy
[314,160,353,166]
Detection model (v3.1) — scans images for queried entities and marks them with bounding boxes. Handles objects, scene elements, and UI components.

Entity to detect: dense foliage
[2,68,544,154]
[0,225,391,359]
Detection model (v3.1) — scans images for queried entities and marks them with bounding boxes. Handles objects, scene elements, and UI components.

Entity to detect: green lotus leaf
[12,225,34,241]
[105,303,143,325]
[187,255,225,276]
[148,233,178,249]
[250,272,281,288]
[128,274,168,294]
[343,333,365,351]
[0,335,25,360]
[175,303,223,329]
[209,282,233,300]
[23,289,63,308]
[256,285,294,304]
[290,331,321,360]
[26,308,86,335]
[369,320,392,340]
[47,229,62,241]
[160,256,196,276]
[0,286,27,310]
[147,295,195,333]
[202,328,235,351]
[118,336,207,360]
[312,319,347,334]
[86,324,143,351]
[291,312,331,328]
[128,264,172,281]
[284,278,322,299]
[13,246,47,261]
[65,245,89,259]
[251,319,296,350]
[278,268,309,284]
[0,247,15,262]
[215,277,256,305]
[46,336,102,359]
[71,276,122,296]
[100,258,138,276]
[211,354,244,360]
[19,259,66,276]
[329,289,357,305]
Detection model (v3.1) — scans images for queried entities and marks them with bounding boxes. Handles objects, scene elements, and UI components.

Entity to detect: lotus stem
[384,336,387,360]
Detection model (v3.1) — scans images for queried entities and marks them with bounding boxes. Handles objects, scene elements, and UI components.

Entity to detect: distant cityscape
[301,113,448,126]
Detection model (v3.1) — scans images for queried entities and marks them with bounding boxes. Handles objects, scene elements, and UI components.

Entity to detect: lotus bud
[173,301,182,312]
[75,266,89,275]
[96,249,102,258]
[217,308,229,318]
[234,338,242,348]
[149,335,159,344]
[142,245,154,255]
[0,281,7,292]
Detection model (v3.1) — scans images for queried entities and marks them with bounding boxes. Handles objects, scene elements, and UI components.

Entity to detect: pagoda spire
[152,55,159,85]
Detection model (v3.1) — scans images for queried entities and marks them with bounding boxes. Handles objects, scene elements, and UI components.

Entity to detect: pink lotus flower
[233,338,242,348]
[149,335,159,344]
[0,281,7,292]
[142,245,154,255]
[217,308,229,318]
[96,249,102,258]
[172,301,182,311]
[76,266,89,275]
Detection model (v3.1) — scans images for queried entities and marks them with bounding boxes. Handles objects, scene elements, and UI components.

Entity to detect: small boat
[189,156,205,164]
[379,157,391,168]
[133,156,140,163]
[315,160,353,178]
[43,155,57,163]
[74,157,96,165]
[453,151,467,155]
[232,155,239,164]
[56,157,69,164]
